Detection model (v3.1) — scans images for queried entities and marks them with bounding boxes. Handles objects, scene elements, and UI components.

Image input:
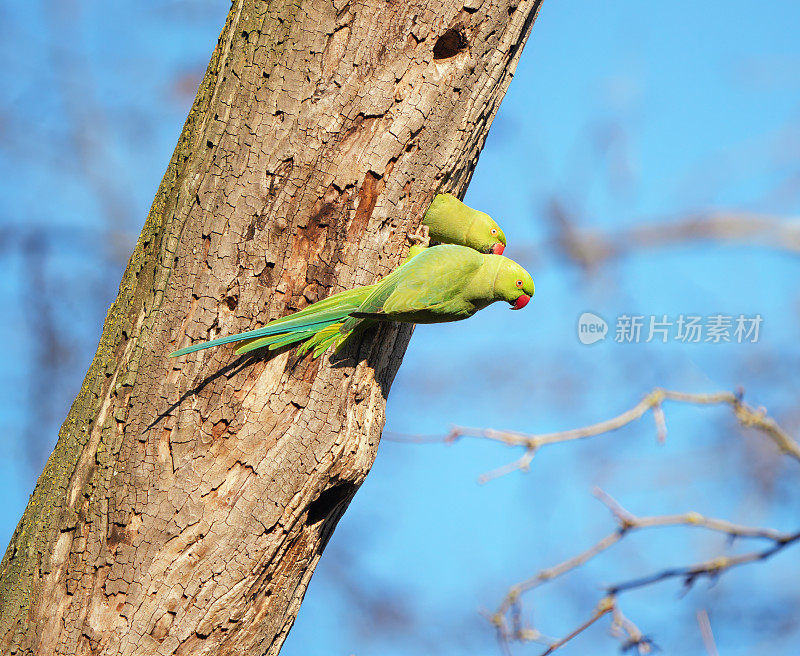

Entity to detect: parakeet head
[465,210,506,255]
[424,193,507,255]
[493,256,535,310]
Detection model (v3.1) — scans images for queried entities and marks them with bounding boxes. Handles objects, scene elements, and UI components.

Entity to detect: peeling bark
[0,0,544,653]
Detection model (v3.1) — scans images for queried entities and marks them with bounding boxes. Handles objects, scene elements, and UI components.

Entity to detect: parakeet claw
[407,224,430,248]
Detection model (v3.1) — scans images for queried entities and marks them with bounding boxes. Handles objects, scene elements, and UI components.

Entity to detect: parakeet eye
[490,228,498,235]
[515,279,524,288]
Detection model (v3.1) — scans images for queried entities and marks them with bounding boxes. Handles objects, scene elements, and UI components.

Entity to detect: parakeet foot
[407,224,430,248]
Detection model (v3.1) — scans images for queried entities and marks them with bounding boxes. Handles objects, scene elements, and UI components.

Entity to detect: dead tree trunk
[0,0,543,653]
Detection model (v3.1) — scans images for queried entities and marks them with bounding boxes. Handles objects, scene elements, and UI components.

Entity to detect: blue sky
[1,1,799,654]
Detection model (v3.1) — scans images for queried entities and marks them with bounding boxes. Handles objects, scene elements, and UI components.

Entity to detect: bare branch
[447,388,800,480]
[393,389,800,653]
[592,488,790,540]
[606,530,800,596]
[492,490,800,654]
[546,202,800,270]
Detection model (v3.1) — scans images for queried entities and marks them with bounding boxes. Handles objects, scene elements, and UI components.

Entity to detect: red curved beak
[491,243,505,255]
[511,294,530,310]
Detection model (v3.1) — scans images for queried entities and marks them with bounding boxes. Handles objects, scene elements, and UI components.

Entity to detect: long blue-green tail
[169,286,371,358]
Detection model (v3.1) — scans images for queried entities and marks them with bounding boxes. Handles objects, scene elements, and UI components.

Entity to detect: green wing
[347,245,483,325]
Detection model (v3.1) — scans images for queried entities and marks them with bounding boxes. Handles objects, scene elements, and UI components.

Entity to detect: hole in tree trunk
[433,28,467,60]
[306,481,357,525]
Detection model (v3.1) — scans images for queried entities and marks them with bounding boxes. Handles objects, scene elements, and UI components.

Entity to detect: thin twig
[537,597,615,656]
[593,488,788,541]
[607,530,800,595]
[697,610,719,656]
[446,388,800,480]
[611,605,654,655]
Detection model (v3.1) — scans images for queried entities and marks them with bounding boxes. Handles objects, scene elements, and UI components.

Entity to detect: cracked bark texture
[0,0,543,653]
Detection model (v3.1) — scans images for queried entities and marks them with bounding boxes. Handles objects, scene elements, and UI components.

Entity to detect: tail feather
[313,331,348,358]
[170,286,375,359]
[236,321,352,357]
[169,315,341,357]
[236,324,334,354]
[233,328,317,355]
[296,323,348,357]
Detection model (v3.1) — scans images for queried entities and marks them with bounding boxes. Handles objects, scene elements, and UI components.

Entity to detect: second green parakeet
[421,193,506,255]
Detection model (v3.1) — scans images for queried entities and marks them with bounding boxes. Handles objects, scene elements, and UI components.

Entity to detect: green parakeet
[297,192,506,349]
[421,193,506,255]
[169,245,534,359]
